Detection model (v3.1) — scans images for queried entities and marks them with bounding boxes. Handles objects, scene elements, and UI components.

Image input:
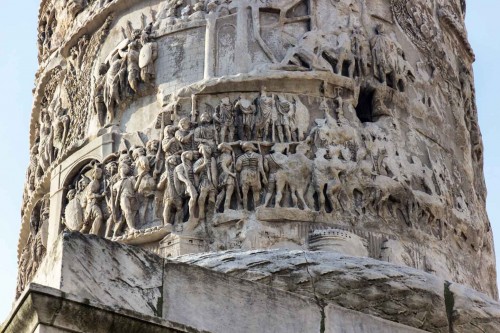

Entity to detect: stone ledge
[178,249,500,333]
[11,232,500,333]
[0,283,201,333]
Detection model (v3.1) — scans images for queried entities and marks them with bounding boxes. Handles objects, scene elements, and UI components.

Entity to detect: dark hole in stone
[356,87,374,122]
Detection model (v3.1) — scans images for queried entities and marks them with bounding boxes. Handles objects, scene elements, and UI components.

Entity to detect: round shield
[64,198,84,231]
[139,43,154,68]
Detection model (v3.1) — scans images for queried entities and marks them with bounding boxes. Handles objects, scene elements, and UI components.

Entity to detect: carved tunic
[236,152,263,188]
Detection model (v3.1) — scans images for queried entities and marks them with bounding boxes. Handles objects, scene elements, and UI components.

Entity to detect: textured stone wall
[17,0,496,303]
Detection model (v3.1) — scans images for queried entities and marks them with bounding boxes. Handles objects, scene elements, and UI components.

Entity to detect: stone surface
[33,232,164,317]
[178,249,500,333]
[1,284,197,333]
[2,233,442,333]
[19,0,496,301]
[10,0,499,332]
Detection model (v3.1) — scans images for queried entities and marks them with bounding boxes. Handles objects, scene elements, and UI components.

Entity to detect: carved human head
[218,142,232,153]
[146,140,159,155]
[178,117,191,130]
[199,112,212,124]
[98,63,108,76]
[66,189,76,200]
[221,97,231,105]
[199,144,212,157]
[91,164,103,180]
[241,142,257,153]
[105,161,118,176]
[167,155,180,166]
[77,175,90,191]
[375,24,385,35]
[119,162,131,177]
[181,150,194,162]
[132,146,146,160]
[165,125,177,138]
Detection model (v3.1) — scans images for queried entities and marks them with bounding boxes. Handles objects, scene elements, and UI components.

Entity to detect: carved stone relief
[18,0,496,300]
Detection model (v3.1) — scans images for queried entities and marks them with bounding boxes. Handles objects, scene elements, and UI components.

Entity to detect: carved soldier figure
[263,143,287,207]
[235,98,256,141]
[193,144,217,221]
[275,142,312,210]
[27,144,40,194]
[126,40,141,93]
[276,96,295,142]
[139,23,158,84]
[132,147,156,225]
[216,143,237,212]
[103,160,119,238]
[94,63,108,127]
[256,89,277,142]
[174,151,198,221]
[38,110,53,173]
[112,162,139,235]
[51,102,70,158]
[158,155,183,226]
[313,148,340,213]
[104,53,125,124]
[175,117,195,151]
[213,97,235,143]
[146,139,162,178]
[80,164,105,235]
[236,142,267,210]
[162,125,182,157]
[370,24,394,84]
[194,112,217,148]
[351,24,370,77]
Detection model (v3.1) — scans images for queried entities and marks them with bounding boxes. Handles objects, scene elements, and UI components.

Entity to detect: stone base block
[160,233,207,258]
[4,233,500,333]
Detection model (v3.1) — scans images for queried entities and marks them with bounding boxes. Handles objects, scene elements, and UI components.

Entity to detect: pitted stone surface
[178,249,500,333]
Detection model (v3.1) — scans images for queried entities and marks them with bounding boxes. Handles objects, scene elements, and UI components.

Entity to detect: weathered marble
[10,0,498,331]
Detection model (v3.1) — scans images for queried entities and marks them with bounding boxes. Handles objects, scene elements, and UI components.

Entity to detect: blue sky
[0,0,498,321]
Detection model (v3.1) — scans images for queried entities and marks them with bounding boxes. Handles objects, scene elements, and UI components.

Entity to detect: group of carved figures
[63,93,448,239]
[17,198,49,299]
[155,0,222,28]
[26,100,71,196]
[191,91,310,145]
[93,21,158,127]
[283,23,413,91]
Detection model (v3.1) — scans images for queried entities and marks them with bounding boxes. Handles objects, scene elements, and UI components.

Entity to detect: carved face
[199,144,212,157]
[167,156,180,166]
[200,112,212,124]
[165,125,177,138]
[179,118,190,130]
[182,151,194,162]
[119,163,131,177]
[105,162,118,177]
[147,140,159,155]
[92,166,103,180]
[66,189,76,200]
